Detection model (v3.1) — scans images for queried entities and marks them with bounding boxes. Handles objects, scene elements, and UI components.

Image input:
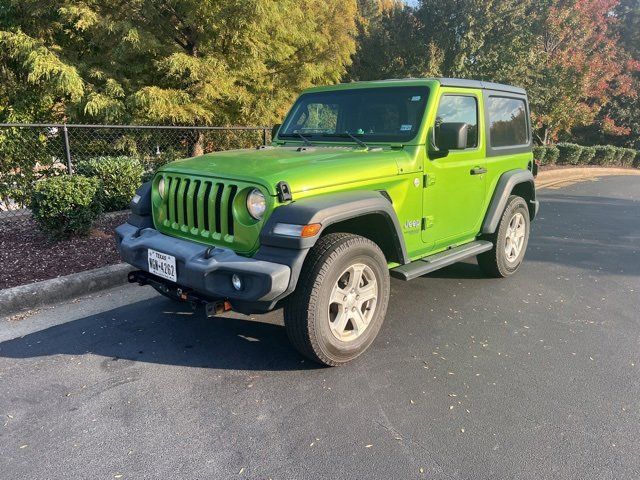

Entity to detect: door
[422,90,486,249]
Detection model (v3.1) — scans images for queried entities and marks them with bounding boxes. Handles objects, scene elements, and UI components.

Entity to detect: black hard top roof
[436,77,526,95]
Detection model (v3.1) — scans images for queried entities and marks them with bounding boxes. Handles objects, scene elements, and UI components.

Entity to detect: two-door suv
[116,78,539,366]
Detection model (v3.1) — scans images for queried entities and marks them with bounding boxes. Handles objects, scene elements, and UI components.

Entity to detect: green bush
[620,148,637,167]
[556,143,583,165]
[30,175,102,240]
[592,145,616,165]
[532,146,546,164]
[545,145,560,165]
[578,146,596,165]
[611,147,625,165]
[76,156,144,212]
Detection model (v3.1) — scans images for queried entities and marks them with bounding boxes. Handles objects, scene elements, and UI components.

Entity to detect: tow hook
[205,300,233,317]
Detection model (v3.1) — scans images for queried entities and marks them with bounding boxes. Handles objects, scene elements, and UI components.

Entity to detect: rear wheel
[284,233,390,366]
[477,195,530,278]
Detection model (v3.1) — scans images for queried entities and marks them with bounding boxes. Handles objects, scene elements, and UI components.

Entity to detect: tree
[347,2,430,81]
[525,0,638,144]
[575,0,640,148]
[349,0,639,144]
[0,1,358,144]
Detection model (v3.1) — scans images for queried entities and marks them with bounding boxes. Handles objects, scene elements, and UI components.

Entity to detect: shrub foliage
[592,145,617,165]
[556,143,583,165]
[532,146,547,164]
[544,145,560,165]
[578,146,596,165]
[30,175,101,239]
[76,156,144,212]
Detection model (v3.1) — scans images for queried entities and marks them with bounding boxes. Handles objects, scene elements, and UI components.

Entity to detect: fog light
[231,274,243,291]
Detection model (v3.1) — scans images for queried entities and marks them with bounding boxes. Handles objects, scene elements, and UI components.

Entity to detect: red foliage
[538,0,639,136]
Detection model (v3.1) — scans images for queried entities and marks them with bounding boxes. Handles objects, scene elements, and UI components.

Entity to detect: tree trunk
[190,130,204,157]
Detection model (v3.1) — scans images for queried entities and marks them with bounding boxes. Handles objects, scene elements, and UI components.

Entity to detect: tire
[477,195,530,278]
[283,233,390,366]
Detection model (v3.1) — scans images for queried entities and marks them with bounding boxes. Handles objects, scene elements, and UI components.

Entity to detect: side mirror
[435,122,468,152]
[271,123,281,141]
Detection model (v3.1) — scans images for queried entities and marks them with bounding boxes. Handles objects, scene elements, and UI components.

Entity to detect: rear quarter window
[487,97,528,147]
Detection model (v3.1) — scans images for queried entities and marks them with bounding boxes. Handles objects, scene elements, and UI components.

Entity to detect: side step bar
[391,240,493,281]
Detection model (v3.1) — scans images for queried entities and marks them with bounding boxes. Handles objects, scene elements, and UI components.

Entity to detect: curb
[1,263,132,317]
[537,167,640,189]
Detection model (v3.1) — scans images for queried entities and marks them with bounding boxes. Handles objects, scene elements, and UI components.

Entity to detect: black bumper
[115,223,292,312]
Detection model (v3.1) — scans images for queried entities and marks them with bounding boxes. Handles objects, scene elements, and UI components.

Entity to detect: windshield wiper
[280,131,314,146]
[322,132,368,149]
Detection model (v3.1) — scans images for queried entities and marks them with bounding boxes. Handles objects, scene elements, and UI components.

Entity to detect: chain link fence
[0,124,270,223]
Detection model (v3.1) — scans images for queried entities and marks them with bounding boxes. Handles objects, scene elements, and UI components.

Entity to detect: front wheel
[477,195,531,278]
[284,233,390,366]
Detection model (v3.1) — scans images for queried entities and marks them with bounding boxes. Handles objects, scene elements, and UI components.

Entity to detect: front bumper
[115,223,291,305]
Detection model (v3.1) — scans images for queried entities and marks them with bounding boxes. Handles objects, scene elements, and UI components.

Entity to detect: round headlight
[246,188,266,220]
[158,177,166,199]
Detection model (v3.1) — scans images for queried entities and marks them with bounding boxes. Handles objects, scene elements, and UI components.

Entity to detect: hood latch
[276,181,293,202]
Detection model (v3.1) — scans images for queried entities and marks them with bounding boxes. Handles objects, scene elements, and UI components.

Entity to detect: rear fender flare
[481,169,537,234]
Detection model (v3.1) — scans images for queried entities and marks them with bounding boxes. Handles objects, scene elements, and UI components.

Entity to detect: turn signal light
[273,222,322,238]
[300,223,322,237]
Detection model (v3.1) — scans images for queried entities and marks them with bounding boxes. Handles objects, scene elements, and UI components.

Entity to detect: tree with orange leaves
[527,0,639,144]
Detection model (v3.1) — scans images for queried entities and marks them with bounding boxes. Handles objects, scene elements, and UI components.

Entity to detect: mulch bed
[1,212,127,290]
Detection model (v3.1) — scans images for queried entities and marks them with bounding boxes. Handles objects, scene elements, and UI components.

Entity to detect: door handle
[470,167,487,175]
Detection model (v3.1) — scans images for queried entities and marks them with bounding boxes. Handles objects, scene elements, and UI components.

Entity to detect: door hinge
[423,173,436,188]
[422,216,434,230]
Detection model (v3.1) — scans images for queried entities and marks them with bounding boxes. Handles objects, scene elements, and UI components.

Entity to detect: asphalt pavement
[1,175,639,480]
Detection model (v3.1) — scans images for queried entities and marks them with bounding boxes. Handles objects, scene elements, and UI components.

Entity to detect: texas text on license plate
[147,248,177,282]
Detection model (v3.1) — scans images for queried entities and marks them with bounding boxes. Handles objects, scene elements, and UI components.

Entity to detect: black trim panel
[481,169,536,234]
[130,182,152,216]
[437,78,526,95]
[260,190,408,264]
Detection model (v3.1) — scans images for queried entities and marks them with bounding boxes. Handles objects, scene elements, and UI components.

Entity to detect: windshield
[279,86,430,143]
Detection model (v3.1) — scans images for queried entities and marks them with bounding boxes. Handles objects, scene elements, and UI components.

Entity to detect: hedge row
[533,143,638,167]
[30,156,144,239]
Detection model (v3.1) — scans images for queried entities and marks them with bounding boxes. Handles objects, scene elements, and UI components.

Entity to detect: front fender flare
[259,190,408,263]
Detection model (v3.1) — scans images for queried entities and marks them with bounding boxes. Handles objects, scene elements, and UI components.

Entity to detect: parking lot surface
[2,176,639,479]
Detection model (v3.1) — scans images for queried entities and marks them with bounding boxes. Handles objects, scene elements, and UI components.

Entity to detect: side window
[291,103,339,134]
[435,95,478,149]
[487,97,528,147]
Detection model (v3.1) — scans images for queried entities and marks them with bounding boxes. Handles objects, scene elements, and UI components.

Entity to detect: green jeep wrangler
[116,78,539,366]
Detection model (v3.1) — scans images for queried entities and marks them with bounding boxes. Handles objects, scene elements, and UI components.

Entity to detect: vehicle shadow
[422,260,486,279]
[2,192,637,371]
[424,192,640,279]
[0,295,318,372]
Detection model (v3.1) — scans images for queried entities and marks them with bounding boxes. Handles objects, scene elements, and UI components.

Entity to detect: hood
[160,145,418,196]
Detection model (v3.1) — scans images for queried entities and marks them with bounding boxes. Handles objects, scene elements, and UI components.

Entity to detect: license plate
[147,249,177,282]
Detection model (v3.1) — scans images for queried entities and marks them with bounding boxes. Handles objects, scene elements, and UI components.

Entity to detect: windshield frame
[277,85,431,145]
